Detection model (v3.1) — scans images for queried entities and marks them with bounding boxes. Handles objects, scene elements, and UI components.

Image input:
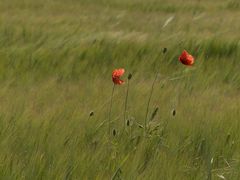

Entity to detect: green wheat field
[0,0,240,179]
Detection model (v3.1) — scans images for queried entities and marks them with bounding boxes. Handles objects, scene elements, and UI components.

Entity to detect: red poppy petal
[179,50,194,66]
[117,79,124,85]
[112,68,125,78]
[112,77,124,85]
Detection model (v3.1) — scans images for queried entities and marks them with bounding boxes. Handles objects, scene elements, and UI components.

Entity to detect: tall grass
[0,0,239,179]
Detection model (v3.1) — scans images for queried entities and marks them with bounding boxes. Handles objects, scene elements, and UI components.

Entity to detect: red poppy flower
[179,50,194,66]
[112,68,125,85]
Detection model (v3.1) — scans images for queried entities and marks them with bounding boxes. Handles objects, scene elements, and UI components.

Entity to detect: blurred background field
[0,0,239,179]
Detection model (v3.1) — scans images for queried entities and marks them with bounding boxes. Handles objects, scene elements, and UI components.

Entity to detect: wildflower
[112,69,125,85]
[179,50,194,66]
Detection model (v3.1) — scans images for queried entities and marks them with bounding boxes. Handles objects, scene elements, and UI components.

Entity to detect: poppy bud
[89,111,94,117]
[127,120,130,126]
[163,47,167,54]
[172,109,176,116]
[113,129,116,136]
[128,73,132,80]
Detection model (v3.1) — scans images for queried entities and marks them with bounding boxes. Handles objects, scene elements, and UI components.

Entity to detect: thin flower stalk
[108,84,115,137]
[123,73,132,131]
[144,48,167,135]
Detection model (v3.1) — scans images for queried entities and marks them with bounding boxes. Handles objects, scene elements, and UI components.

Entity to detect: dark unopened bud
[128,73,132,80]
[163,47,167,54]
[127,120,130,126]
[89,111,94,117]
[113,129,116,136]
[172,109,176,116]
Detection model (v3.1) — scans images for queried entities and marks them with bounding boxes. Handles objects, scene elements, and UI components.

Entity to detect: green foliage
[0,0,239,179]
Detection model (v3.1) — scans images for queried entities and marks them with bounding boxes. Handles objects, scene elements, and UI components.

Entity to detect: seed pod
[113,129,116,136]
[89,111,94,117]
[172,109,176,116]
[128,73,132,80]
[163,47,167,54]
[127,120,130,126]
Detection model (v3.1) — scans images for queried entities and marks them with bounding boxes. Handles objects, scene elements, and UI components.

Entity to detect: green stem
[108,84,115,137]
[144,50,167,135]
[123,79,130,132]
[144,72,158,135]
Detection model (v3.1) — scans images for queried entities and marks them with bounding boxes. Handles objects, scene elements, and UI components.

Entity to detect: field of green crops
[0,0,240,179]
